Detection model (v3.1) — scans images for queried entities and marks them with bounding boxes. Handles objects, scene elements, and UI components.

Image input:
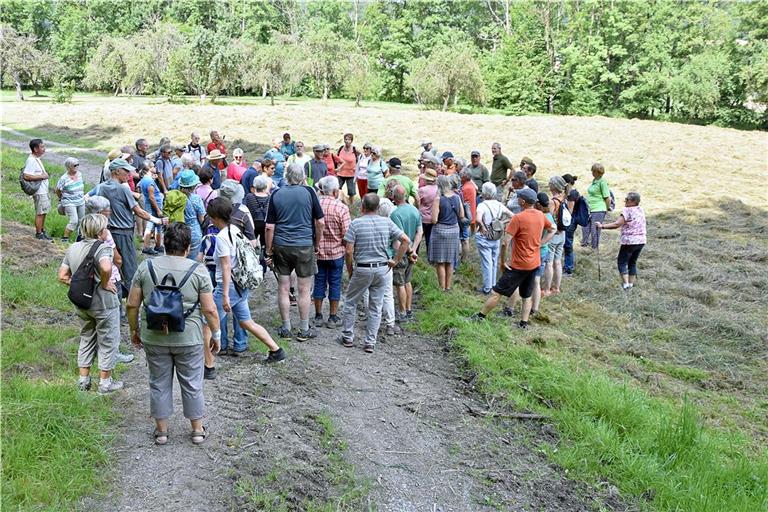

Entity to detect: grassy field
[2,94,767,511]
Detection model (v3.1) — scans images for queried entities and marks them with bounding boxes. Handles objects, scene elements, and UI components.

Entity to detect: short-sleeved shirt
[186,144,207,165]
[92,179,138,229]
[139,176,162,214]
[367,158,388,190]
[378,174,416,201]
[337,147,358,178]
[476,199,503,231]
[418,184,438,223]
[467,164,490,190]
[587,177,610,212]
[132,256,212,347]
[280,141,296,157]
[491,154,514,185]
[356,155,370,180]
[184,193,206,243]
[322,153,342,177]
[266,185,324,247]
[506,185,531,215]
[620,206,646,245]
[505,207,548,270]
[62,239,119,310]
[390,203,421,242]
[213,224,240,283]
[344,215,404,264]
[240,167,258,194]
[196,184,218,207]
[541,213,556,258]
[317,195,351,260]
[305,159,328,185]
[24,154,48,196]
[461,181,478,224]
[56,172,85,207]
[287,153,311,169]
[264,149,286,179]
[226,162,247,181]
[155,157,175,187]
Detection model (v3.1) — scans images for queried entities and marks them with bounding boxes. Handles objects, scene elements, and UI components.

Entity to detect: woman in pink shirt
[195,168,218,208]
[226,147,247,181]
[597,191,647,290]
[418,168,438,254]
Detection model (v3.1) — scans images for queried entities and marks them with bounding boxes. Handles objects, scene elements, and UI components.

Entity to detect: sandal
[153,429,169,446]
[190,427,208,445]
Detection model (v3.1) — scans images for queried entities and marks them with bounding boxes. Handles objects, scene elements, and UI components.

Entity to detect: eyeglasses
[73,164,80,167]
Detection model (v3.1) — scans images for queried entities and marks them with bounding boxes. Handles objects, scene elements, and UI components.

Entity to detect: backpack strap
[78,240,104,274]
[147,259,158,286]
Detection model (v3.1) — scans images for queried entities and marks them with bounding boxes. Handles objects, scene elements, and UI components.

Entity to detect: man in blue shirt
[264,138,286,182]
[154,144,175,194]
[279,132,296,158]
[265,163,325,342]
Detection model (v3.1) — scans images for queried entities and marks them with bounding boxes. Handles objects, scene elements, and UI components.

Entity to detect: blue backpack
[572,194,590,227]
[145,260,200,334]
[200,224,221,273]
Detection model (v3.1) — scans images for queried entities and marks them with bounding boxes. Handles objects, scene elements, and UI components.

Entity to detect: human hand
[211,338,221,355]
[387,259,397,269]
[595,222,602,230]
[409,253,418,263]
[102,281,117,294]
[131,331,143,349]
[223,295,232,313]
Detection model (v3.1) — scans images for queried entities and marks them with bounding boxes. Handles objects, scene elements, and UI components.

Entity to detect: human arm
[431,195,441,224]
[199,292,221,355]
[97,256,116,294]
[126,285,144,349]
[147,185,161,215]
[112,243,122,268]
[597,215,625,230]
[220,254,232,313]
[345,241,354,277]
[389,233,410,268]
[57,264,71,286]
[409,225,423,262]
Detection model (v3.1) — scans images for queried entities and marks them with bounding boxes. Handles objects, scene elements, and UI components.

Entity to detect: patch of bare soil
[89,275,631,512]
[0,220,64,271]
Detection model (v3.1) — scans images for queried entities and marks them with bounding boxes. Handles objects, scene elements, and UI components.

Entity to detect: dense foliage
[1,0,766,128]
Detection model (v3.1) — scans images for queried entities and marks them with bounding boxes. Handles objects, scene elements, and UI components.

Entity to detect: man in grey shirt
[338,193,411,353]
[466,150,490,193]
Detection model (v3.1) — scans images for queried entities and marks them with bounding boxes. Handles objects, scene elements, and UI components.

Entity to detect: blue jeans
[475,235,500,293]
[564,226,575,273]
[313,257,344,301]
[213,282,250,353]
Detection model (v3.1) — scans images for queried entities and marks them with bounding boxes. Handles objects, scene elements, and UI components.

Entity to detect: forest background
[1,0,767,129]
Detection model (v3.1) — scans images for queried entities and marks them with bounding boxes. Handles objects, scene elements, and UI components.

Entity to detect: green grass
[1,262,73,312]
[1,327,115,512]
[411,262,768,512]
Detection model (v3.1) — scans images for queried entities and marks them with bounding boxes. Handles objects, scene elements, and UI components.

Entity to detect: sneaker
[97,379,124,394]
[497,306,515,318]
[338,335,354,348]
[230,349,249,358]
[406,310,414,321]
[35,232,53,242]
[296,328,317,342]
[476,287,491,295]
[385,324,401,336]
[622,283,633,290]
[142,247,158,255]
[265,347,286,363]
[155,246,165,253]
[326,314,343,328]
[78,376,92,392]
[60,237,70,243]
[313,313,324,326]
[363,343,375,353]
[518,320,530,330]
[277,326,293,339]
[203,366,217,380]
[116,352,135,364]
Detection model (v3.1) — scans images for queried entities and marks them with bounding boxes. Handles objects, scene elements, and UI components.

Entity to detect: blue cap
[441,151,454,160]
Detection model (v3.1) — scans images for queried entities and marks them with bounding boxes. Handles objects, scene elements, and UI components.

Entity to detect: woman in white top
[355,143,372,198]
[474,182,513,294]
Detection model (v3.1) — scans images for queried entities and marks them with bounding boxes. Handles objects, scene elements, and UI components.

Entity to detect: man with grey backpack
[474,182,514,295]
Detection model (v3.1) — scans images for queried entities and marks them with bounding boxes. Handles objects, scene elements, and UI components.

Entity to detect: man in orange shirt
[470,188,553,329]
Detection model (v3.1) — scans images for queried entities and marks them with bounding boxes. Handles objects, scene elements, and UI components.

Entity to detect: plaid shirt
[317,195,351,260]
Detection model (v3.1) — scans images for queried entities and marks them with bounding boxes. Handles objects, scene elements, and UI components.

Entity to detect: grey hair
[491,142,501,150]
[436,175,452,195]
[512,171,527,183]
[80,213,108,239]
[253,175,270,192]
[317,176,339,195]
[180,153,195,167]
[64,157,79,170]
[285,162,305,185]
[627,191,641,204]
[459,169,472,181]
[85,195,111,214]
[135,138,147,148]
[481,182,496,199]
[191,132,200,138]
[392,185,406,203]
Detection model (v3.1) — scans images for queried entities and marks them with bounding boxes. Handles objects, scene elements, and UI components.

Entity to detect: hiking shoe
[313,313,324,326]
[277,326,293,339]
[296,328,317,342]
[338,335,354,348]
[142,247,158,255]
[116,352,135,364]
[203,366,217,380]
[265,347,286,363]
[35,232,53,242]
[230,349,249,358]
[326,314,343,328]
[518,320,530,330]
[155,246,165,253]
[385,324,400,336]
[78,377,92,392]
[476,287,491,296]
[60,237,70,243]
[406,310,414,321]
[97,379,124,395]
[497,306,515,318]
[468,312,486,322]
[363,344,375,353]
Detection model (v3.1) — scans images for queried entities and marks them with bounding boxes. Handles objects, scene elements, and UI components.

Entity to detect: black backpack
[68,241,104,309]
[144,260,200,335]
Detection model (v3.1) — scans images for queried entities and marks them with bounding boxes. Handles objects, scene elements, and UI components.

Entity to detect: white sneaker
[98,379,124,395]
[116,352,135,364]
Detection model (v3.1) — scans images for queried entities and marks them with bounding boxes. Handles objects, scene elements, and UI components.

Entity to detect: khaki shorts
[273,244,317,278]
[392,256,414,287]
[34,193,51,215]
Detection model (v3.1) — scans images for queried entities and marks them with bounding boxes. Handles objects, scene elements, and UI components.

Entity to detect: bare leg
[520,297,533,322]
[531,277,542,312]
[552,260,563,292]
[296,276,312,324]
[629,274,636,285]
[405,283,413,311]
[622,273,630,285]
[480,291,503,315]
[435,265,446,290]
[329,299,339,316]
[542,260,554,295]
[444,263,454,290]
[240,320,279,351]
[155,418,169,434]
[395,285,407,314]
[313,298,323,316]
[35,214,45,234]
[202,324,214,368]
[277,275,291,321]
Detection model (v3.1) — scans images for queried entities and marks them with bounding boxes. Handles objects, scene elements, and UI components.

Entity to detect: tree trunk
[442,95,449,111]
[14,73,24,100]
[665,95,671,114]
[322,75,329,103]
[262,79,268,98]
[270,92,275,106]
[355,92,361,107]
[547,95,554,113]
[34,82,40,96]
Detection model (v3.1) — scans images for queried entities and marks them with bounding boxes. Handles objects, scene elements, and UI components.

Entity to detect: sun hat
[109,158,135,172]
[423,169,438,182]
[521,156,534,165]
[173,143,186,151]
[517,188,538,205]
[536,192,550,208]
[371,146,382,156]
[388,157,402,169]
[178,169,200,188]
[421,151,441,166]
[107,148,122,160]
[219,179,245,204]
[207,149,225,161]
[419,139,432,147]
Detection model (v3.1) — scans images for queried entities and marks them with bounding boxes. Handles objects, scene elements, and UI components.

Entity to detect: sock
[300,319,309,331]
[78,375,89,383]
[282,320,292,331]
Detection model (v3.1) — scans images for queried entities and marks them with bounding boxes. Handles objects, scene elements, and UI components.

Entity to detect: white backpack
[228,229,263,290]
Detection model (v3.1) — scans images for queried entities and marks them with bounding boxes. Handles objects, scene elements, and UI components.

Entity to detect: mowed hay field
[3,95,767,214]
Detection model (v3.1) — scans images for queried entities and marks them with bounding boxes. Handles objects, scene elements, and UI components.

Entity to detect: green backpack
[163,190,187,223]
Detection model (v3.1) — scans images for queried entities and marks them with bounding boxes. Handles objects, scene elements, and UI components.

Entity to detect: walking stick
[596,225,602,281]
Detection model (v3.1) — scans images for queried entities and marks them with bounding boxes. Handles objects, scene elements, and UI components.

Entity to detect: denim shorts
[536,251,552,278]
[548,231,565,261]
[460,222,470,241]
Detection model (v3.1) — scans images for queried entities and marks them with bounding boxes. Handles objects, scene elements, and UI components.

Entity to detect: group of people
[27,130,646,445]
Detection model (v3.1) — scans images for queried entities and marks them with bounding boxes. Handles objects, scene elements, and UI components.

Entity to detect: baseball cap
[470,150,480,157]
[517,188,537,205]
[109,158,135,172]
[441,151,454,160]
[312,144,325,151]
[388,157,402,169]
[536,192,550,208]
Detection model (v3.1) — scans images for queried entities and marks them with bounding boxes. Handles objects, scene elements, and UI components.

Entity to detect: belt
[356,261,389,268]
[109,227,134,234]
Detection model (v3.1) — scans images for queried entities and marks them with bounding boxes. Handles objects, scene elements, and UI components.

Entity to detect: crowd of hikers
[20,131,647,445]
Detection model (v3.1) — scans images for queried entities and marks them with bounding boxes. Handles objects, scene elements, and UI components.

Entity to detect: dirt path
[85,274,627,512]
[1,125,104,184]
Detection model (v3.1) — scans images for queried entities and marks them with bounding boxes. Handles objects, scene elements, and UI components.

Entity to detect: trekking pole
[596,226,602,281]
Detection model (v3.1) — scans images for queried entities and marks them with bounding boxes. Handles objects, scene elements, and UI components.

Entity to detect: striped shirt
[56,171,85,207]
[344,214,403,264]
[317,196,350,260]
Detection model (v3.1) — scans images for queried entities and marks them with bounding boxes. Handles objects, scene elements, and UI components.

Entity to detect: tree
[343,52,380,107]
[241,36,305,105]
[0,24,59,100]
[302,22,351,102]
